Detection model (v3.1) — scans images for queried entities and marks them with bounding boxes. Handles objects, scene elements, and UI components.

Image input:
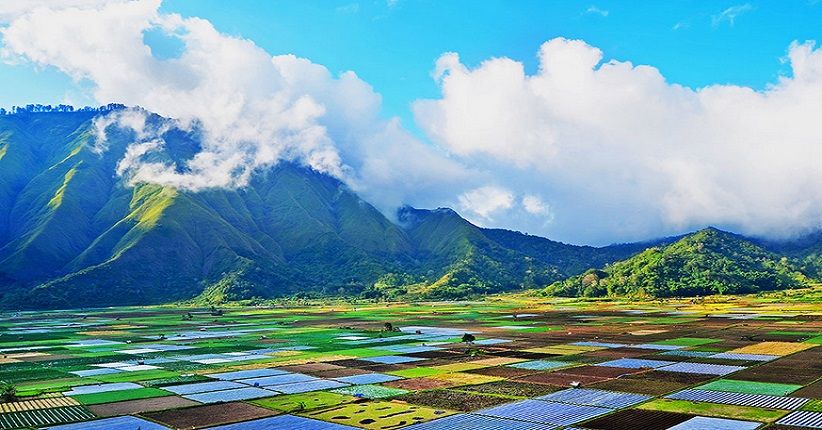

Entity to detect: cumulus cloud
[0,0,119,21]
[458,186,514,221]
[1,0,344,189]
[522,195,552,217]
[414,37,822,243]
[1,1,820,245]
[0,0,470,210]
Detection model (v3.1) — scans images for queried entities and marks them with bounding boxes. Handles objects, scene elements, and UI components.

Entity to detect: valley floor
[0,289,821,429]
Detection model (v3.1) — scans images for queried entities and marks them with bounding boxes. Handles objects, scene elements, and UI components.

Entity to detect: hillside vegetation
[0,110,819,308]
[545,228,812,298]
[0,110,646,309]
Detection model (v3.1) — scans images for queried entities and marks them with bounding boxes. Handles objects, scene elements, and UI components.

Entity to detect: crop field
[0,292,821,429]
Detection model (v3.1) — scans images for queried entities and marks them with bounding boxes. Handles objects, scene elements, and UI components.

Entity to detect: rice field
[0,292,820,429]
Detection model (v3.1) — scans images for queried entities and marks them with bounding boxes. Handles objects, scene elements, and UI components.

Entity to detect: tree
[0,381,16,402]
[461,333,476,343]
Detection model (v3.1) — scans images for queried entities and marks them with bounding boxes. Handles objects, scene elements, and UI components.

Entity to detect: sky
[0,1,821,245]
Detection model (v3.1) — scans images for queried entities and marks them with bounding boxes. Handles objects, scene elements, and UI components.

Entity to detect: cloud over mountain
[1,1,820,244]
[414,38,822,243]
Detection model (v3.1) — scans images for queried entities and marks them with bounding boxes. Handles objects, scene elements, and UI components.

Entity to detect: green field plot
[652,337,722,347]
[251,392,356,413]
[802,400,822,412]
[90,369,180,383]
[0,292,820,430]
[141,374,212,387]
[0,406,95,429]
[71,388,171,405]
[302,400,455,429]
[696,379,803,396]
[387,367,447,378]
[331,384,409,399]
[15,378,93,397]
[638,398,789,422]
[806,335,822,345]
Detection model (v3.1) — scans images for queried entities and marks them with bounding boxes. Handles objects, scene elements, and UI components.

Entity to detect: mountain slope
[6,110,636,308]
[0,110,418,308]
[375,207,652,299]
[544,228,812,298]
[1,110,818,308]
[756,231,822,280]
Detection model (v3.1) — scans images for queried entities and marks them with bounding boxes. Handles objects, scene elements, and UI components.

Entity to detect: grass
[387,367,447,378]
[330,385,409,399]
[696,379,802,396]
[251,392,355,413]
[70,388,171,405]
[15,378,92,397]
[301,400,455,429]
[90,370,179,383]
[637,398,789,422]
[652,337,721,347]
[801,400,822,412]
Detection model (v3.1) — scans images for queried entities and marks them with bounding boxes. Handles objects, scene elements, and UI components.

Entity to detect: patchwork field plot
[0,406,94,429]
[0,293,819,429]
[303,400,454,429]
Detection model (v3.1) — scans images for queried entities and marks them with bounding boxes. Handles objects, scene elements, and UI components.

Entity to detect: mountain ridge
[0,109,819,309]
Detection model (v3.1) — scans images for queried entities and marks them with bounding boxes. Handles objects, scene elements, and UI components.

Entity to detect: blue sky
[1,1,821,244]
[3,1,821,126]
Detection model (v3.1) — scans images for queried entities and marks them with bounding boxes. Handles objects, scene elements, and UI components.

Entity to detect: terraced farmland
[0,293,820,429]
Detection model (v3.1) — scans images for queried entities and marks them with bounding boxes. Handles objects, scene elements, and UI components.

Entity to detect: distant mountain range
[0,110,819,309]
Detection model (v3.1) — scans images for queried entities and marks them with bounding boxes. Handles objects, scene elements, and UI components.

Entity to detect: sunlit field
[0,288,820,429]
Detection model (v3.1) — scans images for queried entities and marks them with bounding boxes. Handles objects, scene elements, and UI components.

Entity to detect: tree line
[0,103,126,115]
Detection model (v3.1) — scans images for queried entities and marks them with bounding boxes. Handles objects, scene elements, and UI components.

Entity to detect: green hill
[0,110,819,308]
[756,231,822,280]
[544,228,813,298]
[0,110,648,309]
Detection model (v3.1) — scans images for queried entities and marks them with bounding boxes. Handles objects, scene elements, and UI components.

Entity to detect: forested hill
[0,110,649,309]
[544,228,816,298]
[0,109,819,309]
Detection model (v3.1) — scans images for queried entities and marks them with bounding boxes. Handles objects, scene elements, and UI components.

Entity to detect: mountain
[544,228,813,298]
[0,110,819,309]
[371,207,651,299]
[0,109,648,309]
[755,231,822,280]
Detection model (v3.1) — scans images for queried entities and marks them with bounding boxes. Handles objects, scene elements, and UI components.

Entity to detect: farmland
[0,290,821,429]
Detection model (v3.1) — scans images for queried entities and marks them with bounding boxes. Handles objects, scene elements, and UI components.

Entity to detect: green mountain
[544,228,813,298]
[756,231,822,280]
[378,207,657,299]
[0,110,818,308]
[0,110,646,309]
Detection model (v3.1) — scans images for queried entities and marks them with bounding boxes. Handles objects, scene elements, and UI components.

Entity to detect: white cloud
[585,5,609,17]
[0,0,119,21]
[712,4,754,27]
[414,37,822,244]
[1,1,820,245]
[458,186,514,221]
[0,0,469,205]
[522,195,552,217]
